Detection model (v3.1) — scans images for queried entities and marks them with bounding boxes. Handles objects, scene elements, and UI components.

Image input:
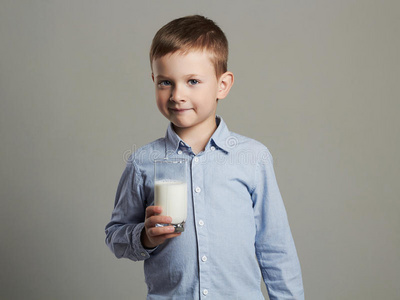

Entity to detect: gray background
[1,1,399,299]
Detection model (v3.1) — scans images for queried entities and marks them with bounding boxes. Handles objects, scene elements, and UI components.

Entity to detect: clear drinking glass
[154,158,188,232]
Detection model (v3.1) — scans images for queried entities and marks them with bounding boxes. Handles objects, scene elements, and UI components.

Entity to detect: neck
[173,119,217,154]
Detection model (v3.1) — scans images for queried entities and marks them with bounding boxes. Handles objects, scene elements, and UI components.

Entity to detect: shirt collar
[209,116,231,153]
[164,115,232,155]
[165,123,184,156]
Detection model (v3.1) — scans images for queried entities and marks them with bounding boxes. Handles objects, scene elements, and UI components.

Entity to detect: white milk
[154,180,187,224]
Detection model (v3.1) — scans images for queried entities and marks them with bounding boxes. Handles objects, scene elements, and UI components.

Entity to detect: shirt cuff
[132,223,158,260]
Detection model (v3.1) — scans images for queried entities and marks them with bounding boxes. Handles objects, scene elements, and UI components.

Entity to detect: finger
[147,225,176,237]
[145,206,163,219]
[163,232,182,239]
[145,215,172,228]
[148,232,182,245]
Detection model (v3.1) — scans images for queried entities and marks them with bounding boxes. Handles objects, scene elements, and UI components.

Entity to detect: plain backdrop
[1,1,399,299]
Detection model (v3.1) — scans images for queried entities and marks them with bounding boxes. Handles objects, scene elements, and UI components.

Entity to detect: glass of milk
[154,158,188,232]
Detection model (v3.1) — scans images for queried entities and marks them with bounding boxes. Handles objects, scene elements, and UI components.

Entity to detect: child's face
[152,51,229,134]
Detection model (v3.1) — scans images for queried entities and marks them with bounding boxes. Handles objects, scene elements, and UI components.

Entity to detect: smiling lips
[169,108,192,113]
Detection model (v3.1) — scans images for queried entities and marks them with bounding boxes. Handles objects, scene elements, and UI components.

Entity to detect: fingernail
[168,227,175,232]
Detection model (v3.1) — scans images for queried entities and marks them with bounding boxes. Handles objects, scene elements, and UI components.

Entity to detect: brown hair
[150,15,228,78]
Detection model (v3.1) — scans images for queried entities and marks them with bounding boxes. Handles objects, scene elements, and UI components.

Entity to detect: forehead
[152,50,216,76]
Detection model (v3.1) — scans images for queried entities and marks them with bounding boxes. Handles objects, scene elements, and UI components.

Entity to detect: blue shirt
[105,117,304,300]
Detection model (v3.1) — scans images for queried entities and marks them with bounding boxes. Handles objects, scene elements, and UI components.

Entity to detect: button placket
[191,155,209,298]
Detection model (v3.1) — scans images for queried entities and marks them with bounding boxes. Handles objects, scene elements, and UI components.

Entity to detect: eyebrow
[155,73,202,80]
[185,74,201,78]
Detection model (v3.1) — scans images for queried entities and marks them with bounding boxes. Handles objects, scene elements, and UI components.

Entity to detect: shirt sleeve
[252,149,304,300]
[105,157,154,261]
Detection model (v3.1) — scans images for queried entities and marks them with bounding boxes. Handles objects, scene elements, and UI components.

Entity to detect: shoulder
[127,137,165,170]
[135,137,165,155]
[227,131,273,163]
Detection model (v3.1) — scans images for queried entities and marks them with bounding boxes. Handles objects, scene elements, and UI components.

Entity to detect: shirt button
[199,220,204,226]
[203,289,208,295]
[194,157,199,163]
[141,252,146,257]
[201,255,207,262]
[210,146,216,151]
[177,150,183,155]
[195,187,201,193]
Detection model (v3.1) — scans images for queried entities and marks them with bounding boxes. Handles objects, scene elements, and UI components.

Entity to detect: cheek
[155,90,167,103]
[156,97,164,111]
[156,93,170,114]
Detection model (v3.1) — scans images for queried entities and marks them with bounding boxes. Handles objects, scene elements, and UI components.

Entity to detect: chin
[170,116,191,127]
[172,121,190,129]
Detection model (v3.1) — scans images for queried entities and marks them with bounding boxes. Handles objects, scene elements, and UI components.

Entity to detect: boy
[105,15,304,300]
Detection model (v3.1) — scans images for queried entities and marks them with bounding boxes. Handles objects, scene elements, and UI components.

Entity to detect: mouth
[169,108,192,113]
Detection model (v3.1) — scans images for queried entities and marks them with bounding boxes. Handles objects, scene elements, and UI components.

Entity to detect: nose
[170,84,186,103]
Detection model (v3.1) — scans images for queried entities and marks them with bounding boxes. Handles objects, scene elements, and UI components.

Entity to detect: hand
[141,206,181,249]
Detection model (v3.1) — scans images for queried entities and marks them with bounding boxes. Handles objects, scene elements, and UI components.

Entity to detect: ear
[152,73,155,82]
[217,72,234,100]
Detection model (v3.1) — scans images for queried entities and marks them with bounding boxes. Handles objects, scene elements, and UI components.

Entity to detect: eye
[188,79,199,85]
[158,80,172,87]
